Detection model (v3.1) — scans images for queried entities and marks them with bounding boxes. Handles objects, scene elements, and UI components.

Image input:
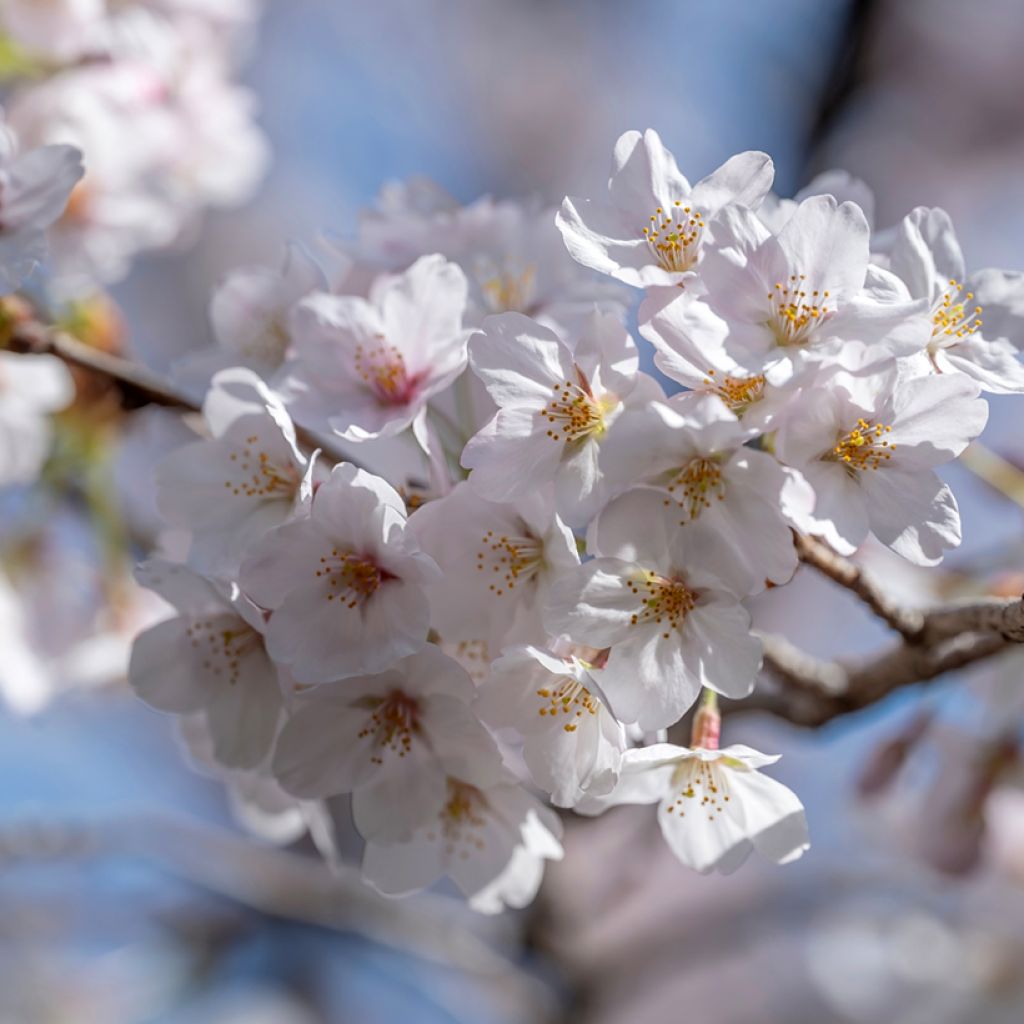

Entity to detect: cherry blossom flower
[545,488,762,730]
[281,254,470,446]
[155,367,314,576]
[775,366,988,564]
[128,560,284,770]
[686,195,930,378]
[478,644,626,808]
[271,646,503,842]
[557,128,774,288]
[598,393,814,593]
[349,183,627,336]
[0,351,74,486]
[361,773,563,913]
[758,169,875,234]
[639,290,796,431]
[174,243,326,395]
[462,309,662,526]
[239,462,440,683]
[407,482,579,651]
[887,206,1024,394]
[584,739,808,874]
[0,122,84,292]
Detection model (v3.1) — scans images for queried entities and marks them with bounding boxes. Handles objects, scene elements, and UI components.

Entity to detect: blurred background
[6,0,1024,1021]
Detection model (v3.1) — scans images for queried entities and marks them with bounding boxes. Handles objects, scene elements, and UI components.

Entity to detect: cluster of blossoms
[6,108,1021,908]
[119,128,1024,911]
[0,0,267,292]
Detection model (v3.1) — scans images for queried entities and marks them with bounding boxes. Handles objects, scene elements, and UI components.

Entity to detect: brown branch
[7,320,356,464]
[794,533,926,641]
[923,596,1024,644]
[737,630,1010,728]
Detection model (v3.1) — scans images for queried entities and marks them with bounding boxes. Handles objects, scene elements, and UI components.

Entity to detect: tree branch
[793,533,926,641]
[739,630,1010,728]
[7,319,356,465]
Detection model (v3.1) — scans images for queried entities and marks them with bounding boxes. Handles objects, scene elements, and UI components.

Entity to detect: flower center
[185,614,261,685]
[930,278,983,347]
[243,316,291,368]
[354,338,421,406]
[628,570,698,639]
[665,758,731,820]
[766,274,832,345]
[480,264,537,314]
[701,368,766,413]
[535,675,600,733]
[642,201,705,273]
[224,434,300,499]
[476,529,544,597]
[668,456,725,521]
[356,689,420,764]
[542,368,613,444]
[316,548,384,608]
[429,779,489,858]
[827,418,895,472]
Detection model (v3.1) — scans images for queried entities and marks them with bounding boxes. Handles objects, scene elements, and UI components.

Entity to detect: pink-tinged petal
[797,461,869,555]
[133,559,225,615]
[890,206,966,303]
[598,626,704,729]
[377,253,469,367]
[362,829,446,897]
[680,596,761,700]
[128,617,213,714]
[608,129,691,214]
[889,374,987,466]
[544,558,641,649]
[657,760,754,873]
[204,648,282,770]
[940,338,1024,395]
[462,406,564,501]
[351,760,450,842]
[690,150,774,212]
[239,519,326,610]
[468,312,571,406]
[861,468,961,566]
[776,195,870,299]
[724,765,809,867]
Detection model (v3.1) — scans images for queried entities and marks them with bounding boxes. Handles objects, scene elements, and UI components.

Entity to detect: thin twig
[794,533,926,641]
[8,320,357,465]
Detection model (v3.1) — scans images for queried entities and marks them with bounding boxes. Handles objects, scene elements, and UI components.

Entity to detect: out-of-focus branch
[793,533,925,641]
[740,630,1010,728]
[7,319,354,465]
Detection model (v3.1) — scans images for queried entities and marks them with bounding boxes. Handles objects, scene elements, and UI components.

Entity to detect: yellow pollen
[542,367,611,444]
[316,548,383,608]
[356,689,420,765]
[667,456,726,521]
[642,201,705,272]
[702,368,766,413]
[354,337,418,405]
[184,615,261,685]
[476,529,544,597]
[627,570,697,635]
[535,675,600,732]
[766,273,832,345]
[481,265,537,313]
[223,435,300,499]
[828,418,895,472]
[664,758,731,820]
[437,779,489,859]
[931,278,983,344]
